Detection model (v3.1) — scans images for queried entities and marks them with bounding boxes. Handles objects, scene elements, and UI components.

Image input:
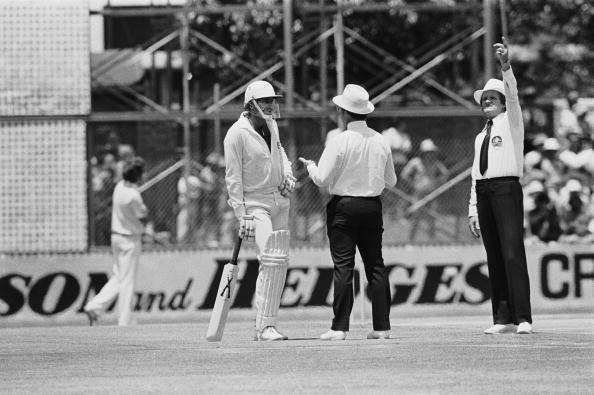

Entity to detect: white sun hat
[244,80,282,105]
[332,84,375,114]
[473,78,506,105]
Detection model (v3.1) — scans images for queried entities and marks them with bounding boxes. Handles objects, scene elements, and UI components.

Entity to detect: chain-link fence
[88,114,487,250]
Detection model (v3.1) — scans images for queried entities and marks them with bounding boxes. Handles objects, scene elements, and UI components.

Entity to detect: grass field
[1,310,592,393]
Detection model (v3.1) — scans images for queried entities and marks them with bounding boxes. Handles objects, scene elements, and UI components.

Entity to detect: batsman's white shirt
[111,180,147,236]
[224,113,293,218]
[306,121,397,196]
[468,67,525,218]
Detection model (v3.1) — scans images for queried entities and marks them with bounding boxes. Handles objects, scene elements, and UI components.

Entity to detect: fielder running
[84,157,148,326]
[224,80,296,341]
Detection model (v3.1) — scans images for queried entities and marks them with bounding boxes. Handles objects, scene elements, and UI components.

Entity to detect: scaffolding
[1,0,510,251]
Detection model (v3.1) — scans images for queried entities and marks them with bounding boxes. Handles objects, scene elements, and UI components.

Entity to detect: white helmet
[244,81,282,105]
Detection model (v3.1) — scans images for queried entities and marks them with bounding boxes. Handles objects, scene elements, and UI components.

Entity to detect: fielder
[224,80,295,341]
[84,157,148,326]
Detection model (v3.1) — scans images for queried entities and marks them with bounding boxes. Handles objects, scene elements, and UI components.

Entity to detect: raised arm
[494,37,524,144]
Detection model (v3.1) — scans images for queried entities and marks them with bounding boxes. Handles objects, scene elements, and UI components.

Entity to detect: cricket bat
[206,236,243,342]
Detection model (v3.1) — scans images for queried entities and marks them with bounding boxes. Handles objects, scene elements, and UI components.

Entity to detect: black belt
[476,176,519,185]
[330,195,380,201]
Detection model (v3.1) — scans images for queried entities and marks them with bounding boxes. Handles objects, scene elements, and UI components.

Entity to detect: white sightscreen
[0,0,90,116]
[0,121,88,253]
[0,0,90,253]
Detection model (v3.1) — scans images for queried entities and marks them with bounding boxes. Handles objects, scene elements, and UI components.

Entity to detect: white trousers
[246,193,290,329]
[85,234,141,326]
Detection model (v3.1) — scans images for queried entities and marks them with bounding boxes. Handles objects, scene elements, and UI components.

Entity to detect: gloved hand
[298,157,314,167]
[278,175,296,197]
[239,215,255,240]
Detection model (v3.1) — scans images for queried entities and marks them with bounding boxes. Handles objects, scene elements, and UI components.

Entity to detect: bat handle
[230,236,243,265]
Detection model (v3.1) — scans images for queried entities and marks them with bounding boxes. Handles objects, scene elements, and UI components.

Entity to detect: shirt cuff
[228,199,246,219]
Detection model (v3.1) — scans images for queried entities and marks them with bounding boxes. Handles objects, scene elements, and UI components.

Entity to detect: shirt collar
[492,112,506,123]
[238,112,261,135]
[346,120,368,131]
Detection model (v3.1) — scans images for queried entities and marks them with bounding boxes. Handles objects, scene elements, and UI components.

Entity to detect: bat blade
[205,262,239,342]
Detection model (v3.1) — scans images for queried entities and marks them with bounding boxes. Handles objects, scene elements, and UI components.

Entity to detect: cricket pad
[255,230,290,331]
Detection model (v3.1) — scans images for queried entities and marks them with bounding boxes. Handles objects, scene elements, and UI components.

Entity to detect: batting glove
[239,215,255,240]
[278,175,296,197]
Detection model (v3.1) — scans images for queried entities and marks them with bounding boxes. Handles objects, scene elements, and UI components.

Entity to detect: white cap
[244,81,282,105]
[382,127,412,152]
[332,84,374,114]
[543,137,561,151]
[474,78,506,105]
[420,138,438,152]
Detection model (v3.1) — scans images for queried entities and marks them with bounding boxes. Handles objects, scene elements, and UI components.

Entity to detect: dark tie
[479,119,493,176]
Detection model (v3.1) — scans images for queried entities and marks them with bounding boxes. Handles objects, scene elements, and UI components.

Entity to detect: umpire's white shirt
[468,67,525,217]
[306,121,397,196]
[111,180,147,236]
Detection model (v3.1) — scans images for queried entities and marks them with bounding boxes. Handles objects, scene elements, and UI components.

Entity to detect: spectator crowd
[520,96,593,244]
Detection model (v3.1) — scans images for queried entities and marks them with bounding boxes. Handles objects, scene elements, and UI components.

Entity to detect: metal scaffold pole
[214,83,222,154]
[483,0,495,79]
[181,9,192,180]
[334,3,344,94]
[283,0,296,160]
[319,0,328,141]
[334,1,345,130]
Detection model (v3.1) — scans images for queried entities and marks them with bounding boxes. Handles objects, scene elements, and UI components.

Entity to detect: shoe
[255,326,288,341]
[319,329,346,340]
[517,322,533,334]
[484,324,515,334]
[367,330,390,339]
[84,309,98,326]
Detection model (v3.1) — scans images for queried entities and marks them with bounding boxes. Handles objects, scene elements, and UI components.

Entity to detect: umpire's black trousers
[326,195,391,331]
[476,176,532,325]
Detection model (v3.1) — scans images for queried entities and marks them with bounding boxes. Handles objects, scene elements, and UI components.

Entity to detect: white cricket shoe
[255,326,288,341]
[83,309,99,326]
[319,329,347,340]
[517,322,533,334]
[367,330,390,339]
[484,324,516,334]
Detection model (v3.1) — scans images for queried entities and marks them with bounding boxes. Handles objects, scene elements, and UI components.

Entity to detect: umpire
[299,84,397,340]
[468,37,532,335]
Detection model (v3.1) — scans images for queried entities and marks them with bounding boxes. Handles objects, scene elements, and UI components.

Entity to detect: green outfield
[1,310,592,393]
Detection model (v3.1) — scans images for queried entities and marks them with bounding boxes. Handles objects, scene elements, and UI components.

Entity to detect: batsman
[223,80,296,341]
